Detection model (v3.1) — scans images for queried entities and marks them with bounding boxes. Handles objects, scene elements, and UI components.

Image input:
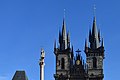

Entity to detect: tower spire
[62,19,67,49]
[58,10,70,50]
[85,14,105,80]
[90,17,100,49]
[92,17,97,37]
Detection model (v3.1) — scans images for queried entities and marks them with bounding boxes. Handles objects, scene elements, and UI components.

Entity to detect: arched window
[93,57,97,68]
[61,58,65,69]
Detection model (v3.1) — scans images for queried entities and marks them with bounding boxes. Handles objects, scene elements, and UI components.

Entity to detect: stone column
[39,49,45,80]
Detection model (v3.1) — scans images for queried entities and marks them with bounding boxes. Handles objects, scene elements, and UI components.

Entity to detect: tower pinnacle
[67,31,70,48]
[58,18,68,50]
[89,17,100,49]
[101,38,104,47]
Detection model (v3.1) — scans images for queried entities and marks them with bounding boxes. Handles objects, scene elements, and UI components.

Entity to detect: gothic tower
[54,14,105,80]
[54,19,73,80]
[54,18,88,80]
[84,17,105,80]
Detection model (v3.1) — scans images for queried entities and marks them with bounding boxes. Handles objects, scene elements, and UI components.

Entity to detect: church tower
[54,19,73,80]
[53,11,105,80]
[84,17,105,80]
[54,18,88,80]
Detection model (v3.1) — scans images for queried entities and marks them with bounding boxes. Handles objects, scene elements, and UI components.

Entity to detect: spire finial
[93,4,96,17]
[64,9,66,19]
[62,11,67,50]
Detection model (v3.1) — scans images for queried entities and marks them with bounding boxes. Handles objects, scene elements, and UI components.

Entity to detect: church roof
[12,71,28,80]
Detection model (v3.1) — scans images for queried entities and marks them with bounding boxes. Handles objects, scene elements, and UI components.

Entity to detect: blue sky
[0,0,120,80]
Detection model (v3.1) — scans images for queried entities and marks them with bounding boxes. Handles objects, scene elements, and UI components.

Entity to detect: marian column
[39,48,45,80]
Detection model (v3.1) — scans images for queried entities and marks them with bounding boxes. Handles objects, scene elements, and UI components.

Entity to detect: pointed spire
[89,29,92,43]
[67,31,70,42]
[71,45,74,59]
[85,38,88,48]
[98,29,101,42]
[61,18,67,50]
[92,17,97,37]
[59,30,62,44]
[62,19,67,39]
[91,17,100,49]
[54,39,56,49]
[67,31,70,48]
[101,38,104,47]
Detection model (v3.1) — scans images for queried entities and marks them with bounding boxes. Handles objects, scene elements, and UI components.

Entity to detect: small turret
[67,31,70,48]
[101,38,104,47]
[98,29,101,42]
[89,29,92,43]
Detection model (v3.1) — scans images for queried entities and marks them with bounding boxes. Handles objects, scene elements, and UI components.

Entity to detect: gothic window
[61,58,65,69]
[93,57,97,68]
